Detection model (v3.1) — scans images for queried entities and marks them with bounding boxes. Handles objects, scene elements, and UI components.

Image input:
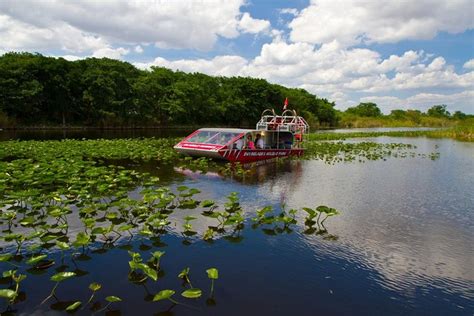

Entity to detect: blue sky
[0,0,473,113]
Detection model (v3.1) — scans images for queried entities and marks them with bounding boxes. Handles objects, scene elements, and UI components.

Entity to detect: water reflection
[171,137,474,311]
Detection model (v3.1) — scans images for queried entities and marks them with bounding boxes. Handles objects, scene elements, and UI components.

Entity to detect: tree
[389,109,407,120]
[427,104,450,118]
[405,110,422,123]
[345,102,382,117]
[452,110,467,120]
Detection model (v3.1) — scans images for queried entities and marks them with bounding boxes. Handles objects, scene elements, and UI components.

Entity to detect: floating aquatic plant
[0,270,26,305]
[128,251,158,282]
[85,282,102,308]
[206,268,218,297]
[181,288,202,299]
[178,267,193,288]
[41,271,76,305]
[153,289,177,304]
[95,295,122,314]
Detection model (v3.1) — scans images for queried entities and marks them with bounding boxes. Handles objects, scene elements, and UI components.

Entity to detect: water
[1,133,473,315]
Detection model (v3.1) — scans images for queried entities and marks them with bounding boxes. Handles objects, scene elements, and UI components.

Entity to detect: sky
[1,0,473,114]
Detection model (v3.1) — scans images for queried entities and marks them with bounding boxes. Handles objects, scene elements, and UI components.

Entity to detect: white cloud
[134,45,143,54]
[92,47,129,59]
[463,59,474,69]
[289,0,474,47]
[0,0,269,52]
[242,40,473,94]
[238,12,271,34]
[58,55,83,62]
[134,55,249,77]
[279,8,299,16]
[0,14,107,52]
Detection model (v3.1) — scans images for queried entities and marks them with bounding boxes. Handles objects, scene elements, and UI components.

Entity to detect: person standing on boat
[255,134,264,149]
[246,134,255,149]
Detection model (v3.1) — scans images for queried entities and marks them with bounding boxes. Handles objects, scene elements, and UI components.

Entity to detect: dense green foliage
[339,103,472,128]
[345,102,382,117]
[0,52,337,128]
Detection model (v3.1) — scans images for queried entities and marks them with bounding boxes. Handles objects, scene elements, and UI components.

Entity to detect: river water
[1,130,473,315]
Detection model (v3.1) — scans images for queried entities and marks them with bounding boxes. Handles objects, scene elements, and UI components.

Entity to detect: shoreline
[0,124,451,131]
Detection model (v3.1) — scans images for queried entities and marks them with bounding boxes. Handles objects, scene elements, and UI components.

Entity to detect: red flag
[283,97,288,110]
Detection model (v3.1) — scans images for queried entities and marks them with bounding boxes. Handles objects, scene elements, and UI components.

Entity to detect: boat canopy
[183,128,253,146]
[256,109,309,134]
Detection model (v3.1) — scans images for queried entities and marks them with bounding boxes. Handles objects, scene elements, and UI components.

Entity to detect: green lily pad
[51,271,76,282]
[206,268,219,280]
[105,296,122,302]
[181,288,202,299]
[89,282,102,291]
[153,290,175,301]
[26,254,48,265]
[0,254,12,262]
[65,301,82,311]
[0,289,17,300]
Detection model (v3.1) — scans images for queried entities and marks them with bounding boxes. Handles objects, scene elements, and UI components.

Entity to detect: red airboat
[174,102,309,163]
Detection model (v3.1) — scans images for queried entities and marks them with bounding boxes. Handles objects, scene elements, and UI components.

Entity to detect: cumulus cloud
[134,45,144,54]
[0,14,107,52]
[463,59,474,69]
[134,55,249,77]
[0,0,270,53]
[92,47,129,59]
[241,40,474,94]
[289,0,474,47]
[238,12,271,34]
[279,8,299,16]
[57,55,83,61]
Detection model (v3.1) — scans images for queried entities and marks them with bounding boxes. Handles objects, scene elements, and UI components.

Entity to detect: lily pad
[181,288,202,299]
[153,290,175,301]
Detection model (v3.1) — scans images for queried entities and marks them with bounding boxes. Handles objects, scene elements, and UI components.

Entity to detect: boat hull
[174,145,222,159]
[218,148,304,163]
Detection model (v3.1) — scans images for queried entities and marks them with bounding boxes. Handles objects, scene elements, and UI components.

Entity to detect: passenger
[255,133,264,149]
[220,133,231,144]
[245,134,255,149]
[294,133,302,148]
[233,137,244,149]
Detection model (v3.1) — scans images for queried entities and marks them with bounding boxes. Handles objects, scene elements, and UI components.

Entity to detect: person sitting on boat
[233,137,244,149]
[294,132,302,148]
[255,133,264,149]
[245,134,255,149]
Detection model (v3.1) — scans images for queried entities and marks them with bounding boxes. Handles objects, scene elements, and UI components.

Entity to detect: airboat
[174,101,309,163]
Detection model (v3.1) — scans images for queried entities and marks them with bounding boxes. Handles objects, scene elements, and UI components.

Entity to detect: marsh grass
[308,124,474,142]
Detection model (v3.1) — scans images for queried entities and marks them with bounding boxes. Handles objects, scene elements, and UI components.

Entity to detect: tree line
[340,102,471,127]
[344,102,469,119]
[0,52,337,128]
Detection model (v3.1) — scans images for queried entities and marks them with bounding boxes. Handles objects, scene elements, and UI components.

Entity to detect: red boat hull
[218,148,304,163]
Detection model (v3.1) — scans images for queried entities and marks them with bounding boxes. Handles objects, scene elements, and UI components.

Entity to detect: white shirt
[256,138,264,149]
[235,138,244,149]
